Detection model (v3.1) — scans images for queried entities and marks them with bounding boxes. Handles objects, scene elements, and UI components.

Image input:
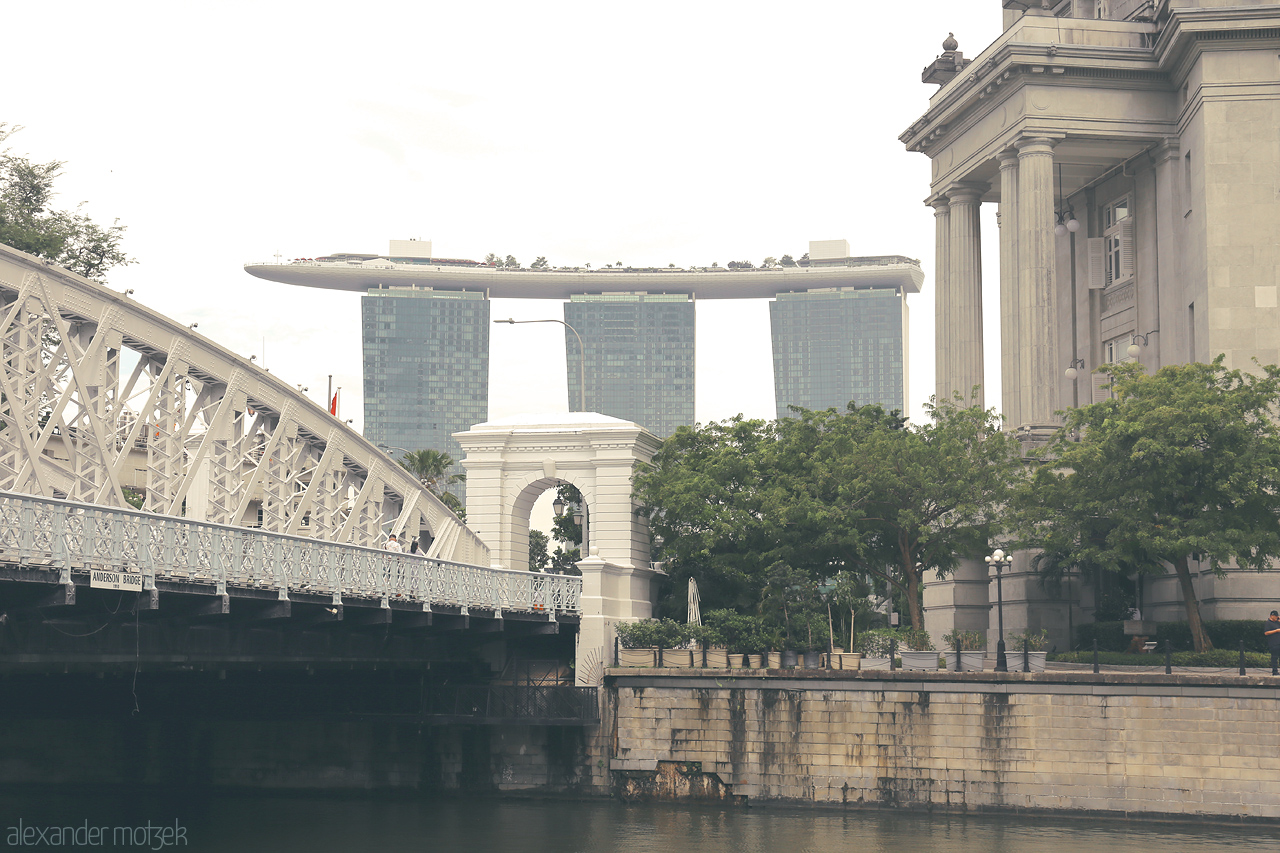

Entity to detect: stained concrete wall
[606,669,1280,821]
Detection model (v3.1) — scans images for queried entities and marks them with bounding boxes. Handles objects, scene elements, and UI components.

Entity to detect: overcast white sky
[5,1,1006,432]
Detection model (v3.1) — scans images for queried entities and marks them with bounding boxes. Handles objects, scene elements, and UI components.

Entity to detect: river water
[4,792,1278,852]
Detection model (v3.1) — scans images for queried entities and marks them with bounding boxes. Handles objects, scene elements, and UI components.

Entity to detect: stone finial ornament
[943,32,959,52]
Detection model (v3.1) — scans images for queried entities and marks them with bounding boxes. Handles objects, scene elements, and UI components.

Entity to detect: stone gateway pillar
[454,413,664,685]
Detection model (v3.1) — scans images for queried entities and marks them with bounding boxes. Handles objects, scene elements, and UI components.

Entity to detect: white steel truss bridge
[0,242,580,618]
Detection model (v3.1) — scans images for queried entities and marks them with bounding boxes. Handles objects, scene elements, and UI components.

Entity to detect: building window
[1090,194,1134,288]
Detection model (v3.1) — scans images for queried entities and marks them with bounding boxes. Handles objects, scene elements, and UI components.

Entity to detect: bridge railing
[0,490,581,616]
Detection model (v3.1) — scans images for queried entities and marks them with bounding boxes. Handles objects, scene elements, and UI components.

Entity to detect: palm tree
[398,449,466,514]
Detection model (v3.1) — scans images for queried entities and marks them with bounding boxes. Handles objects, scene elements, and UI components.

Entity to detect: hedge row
[1051,649,1274,668]
[1076,619,1271,653]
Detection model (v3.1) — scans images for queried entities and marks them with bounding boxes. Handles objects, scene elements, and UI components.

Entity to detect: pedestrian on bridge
[384,533,402,553]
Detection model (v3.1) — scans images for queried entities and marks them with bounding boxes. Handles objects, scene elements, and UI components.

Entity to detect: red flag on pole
[330,392,338,416]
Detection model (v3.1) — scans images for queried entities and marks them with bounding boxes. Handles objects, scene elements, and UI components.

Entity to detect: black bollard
[1164,639,1172,675]
[658,644,664,668]
[890,639,898,671]
[1239,639,1246,676]
[614,637,620,668]
[702,643,707,668]
[1022,638,1030,673]
[1092,639,1100,674]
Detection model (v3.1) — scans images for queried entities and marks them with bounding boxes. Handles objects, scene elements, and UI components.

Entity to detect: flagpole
[328,375,333,416]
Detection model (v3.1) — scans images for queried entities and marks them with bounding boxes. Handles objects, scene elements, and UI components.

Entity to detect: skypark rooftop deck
[246,253,924,299]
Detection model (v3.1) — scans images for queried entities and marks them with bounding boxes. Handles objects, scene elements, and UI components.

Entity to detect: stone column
[1016,137,1060,431]
[576,547,660,686]
[1150,140,1181,371]
[998,150,1022,428]
[931,197,952,405]
[947,184,986,406]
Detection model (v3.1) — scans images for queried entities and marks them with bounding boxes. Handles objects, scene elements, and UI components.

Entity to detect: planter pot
[947,650,985,672]
[899,650,940,671]
[802,651,822,669]
[745,654,763,669]
[617,648,656,667]
[779,649,800,668]
[1007,650,1048,672]
[661,649,694,668]
[830,652,862,671]
[702,649,730,669]
[860,656,890,670]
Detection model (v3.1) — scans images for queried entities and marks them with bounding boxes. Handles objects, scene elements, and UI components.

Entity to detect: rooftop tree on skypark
[1013,357,1280,653]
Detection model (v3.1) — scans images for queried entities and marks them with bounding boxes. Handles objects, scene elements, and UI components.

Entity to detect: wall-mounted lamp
[1065,357,1086,380]
[1127,331,1157,358]
[189,322,199,330]
[249,355,257,362]
[124,289,134,297]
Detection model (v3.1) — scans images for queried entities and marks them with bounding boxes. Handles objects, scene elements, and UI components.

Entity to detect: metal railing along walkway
[0,490,581,616]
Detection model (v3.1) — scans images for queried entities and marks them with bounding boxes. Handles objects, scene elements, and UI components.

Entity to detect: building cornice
[904,5,1280,160]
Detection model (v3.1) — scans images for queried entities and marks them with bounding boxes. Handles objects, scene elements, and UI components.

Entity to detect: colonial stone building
[904,0,1280,646]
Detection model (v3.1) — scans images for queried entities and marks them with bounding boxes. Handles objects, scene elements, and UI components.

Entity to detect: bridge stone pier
[456,414,664,685]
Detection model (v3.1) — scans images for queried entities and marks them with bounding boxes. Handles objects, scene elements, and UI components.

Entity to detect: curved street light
[493,318,586,413]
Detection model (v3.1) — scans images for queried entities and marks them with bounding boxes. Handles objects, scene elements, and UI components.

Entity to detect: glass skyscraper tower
[563,293,695,438]
[769,287,908,418]
[361,288,489,498]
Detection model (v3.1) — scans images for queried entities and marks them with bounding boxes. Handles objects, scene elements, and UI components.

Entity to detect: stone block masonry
[605,669,1280,821]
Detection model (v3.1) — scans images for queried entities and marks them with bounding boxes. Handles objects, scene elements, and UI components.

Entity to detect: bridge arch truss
[0,243,488,565]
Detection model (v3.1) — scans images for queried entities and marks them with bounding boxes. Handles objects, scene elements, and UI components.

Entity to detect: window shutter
[1091,371,1113,403]
[1087,238,1107,289]
[1119,218,1135,280]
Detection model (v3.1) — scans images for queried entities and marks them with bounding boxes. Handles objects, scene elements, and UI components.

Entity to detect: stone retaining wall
[605,669,1280,820]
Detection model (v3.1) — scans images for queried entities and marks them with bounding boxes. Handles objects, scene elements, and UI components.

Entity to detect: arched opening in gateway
[509,476,592,574]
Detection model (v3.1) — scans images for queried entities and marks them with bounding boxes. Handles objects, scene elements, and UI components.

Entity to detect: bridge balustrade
[0,489,581,616]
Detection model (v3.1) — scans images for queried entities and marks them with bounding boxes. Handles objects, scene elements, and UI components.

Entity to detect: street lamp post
[985,548,1012,672]
[494,318,586,412]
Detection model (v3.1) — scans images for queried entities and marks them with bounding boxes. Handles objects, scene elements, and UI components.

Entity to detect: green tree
[633,402,1021,631]
[770,400,1021,630]
[779,254,796,267]
[633,416,784,618]
[1014,358,1280,652]
[762,256,777,268]
[484,253,500,265]
[0,124,132,282]
[504,254,519,269]
[397,449,466,516]
[528,528,550,571]
[530,256,549,270]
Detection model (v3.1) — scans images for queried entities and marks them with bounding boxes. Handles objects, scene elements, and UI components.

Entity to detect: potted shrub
[943,630,986,671]
[614,618,690,667]
[898,631,939,671]
[705,610,771,668]
[1007,629,1050,672]
[854,629,896,670]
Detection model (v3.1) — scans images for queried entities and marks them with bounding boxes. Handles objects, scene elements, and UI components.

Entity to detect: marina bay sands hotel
[246,240,921,466]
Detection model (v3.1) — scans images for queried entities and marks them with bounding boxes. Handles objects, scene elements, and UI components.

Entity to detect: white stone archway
[455,413,663,684]
[456,413,659,573]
